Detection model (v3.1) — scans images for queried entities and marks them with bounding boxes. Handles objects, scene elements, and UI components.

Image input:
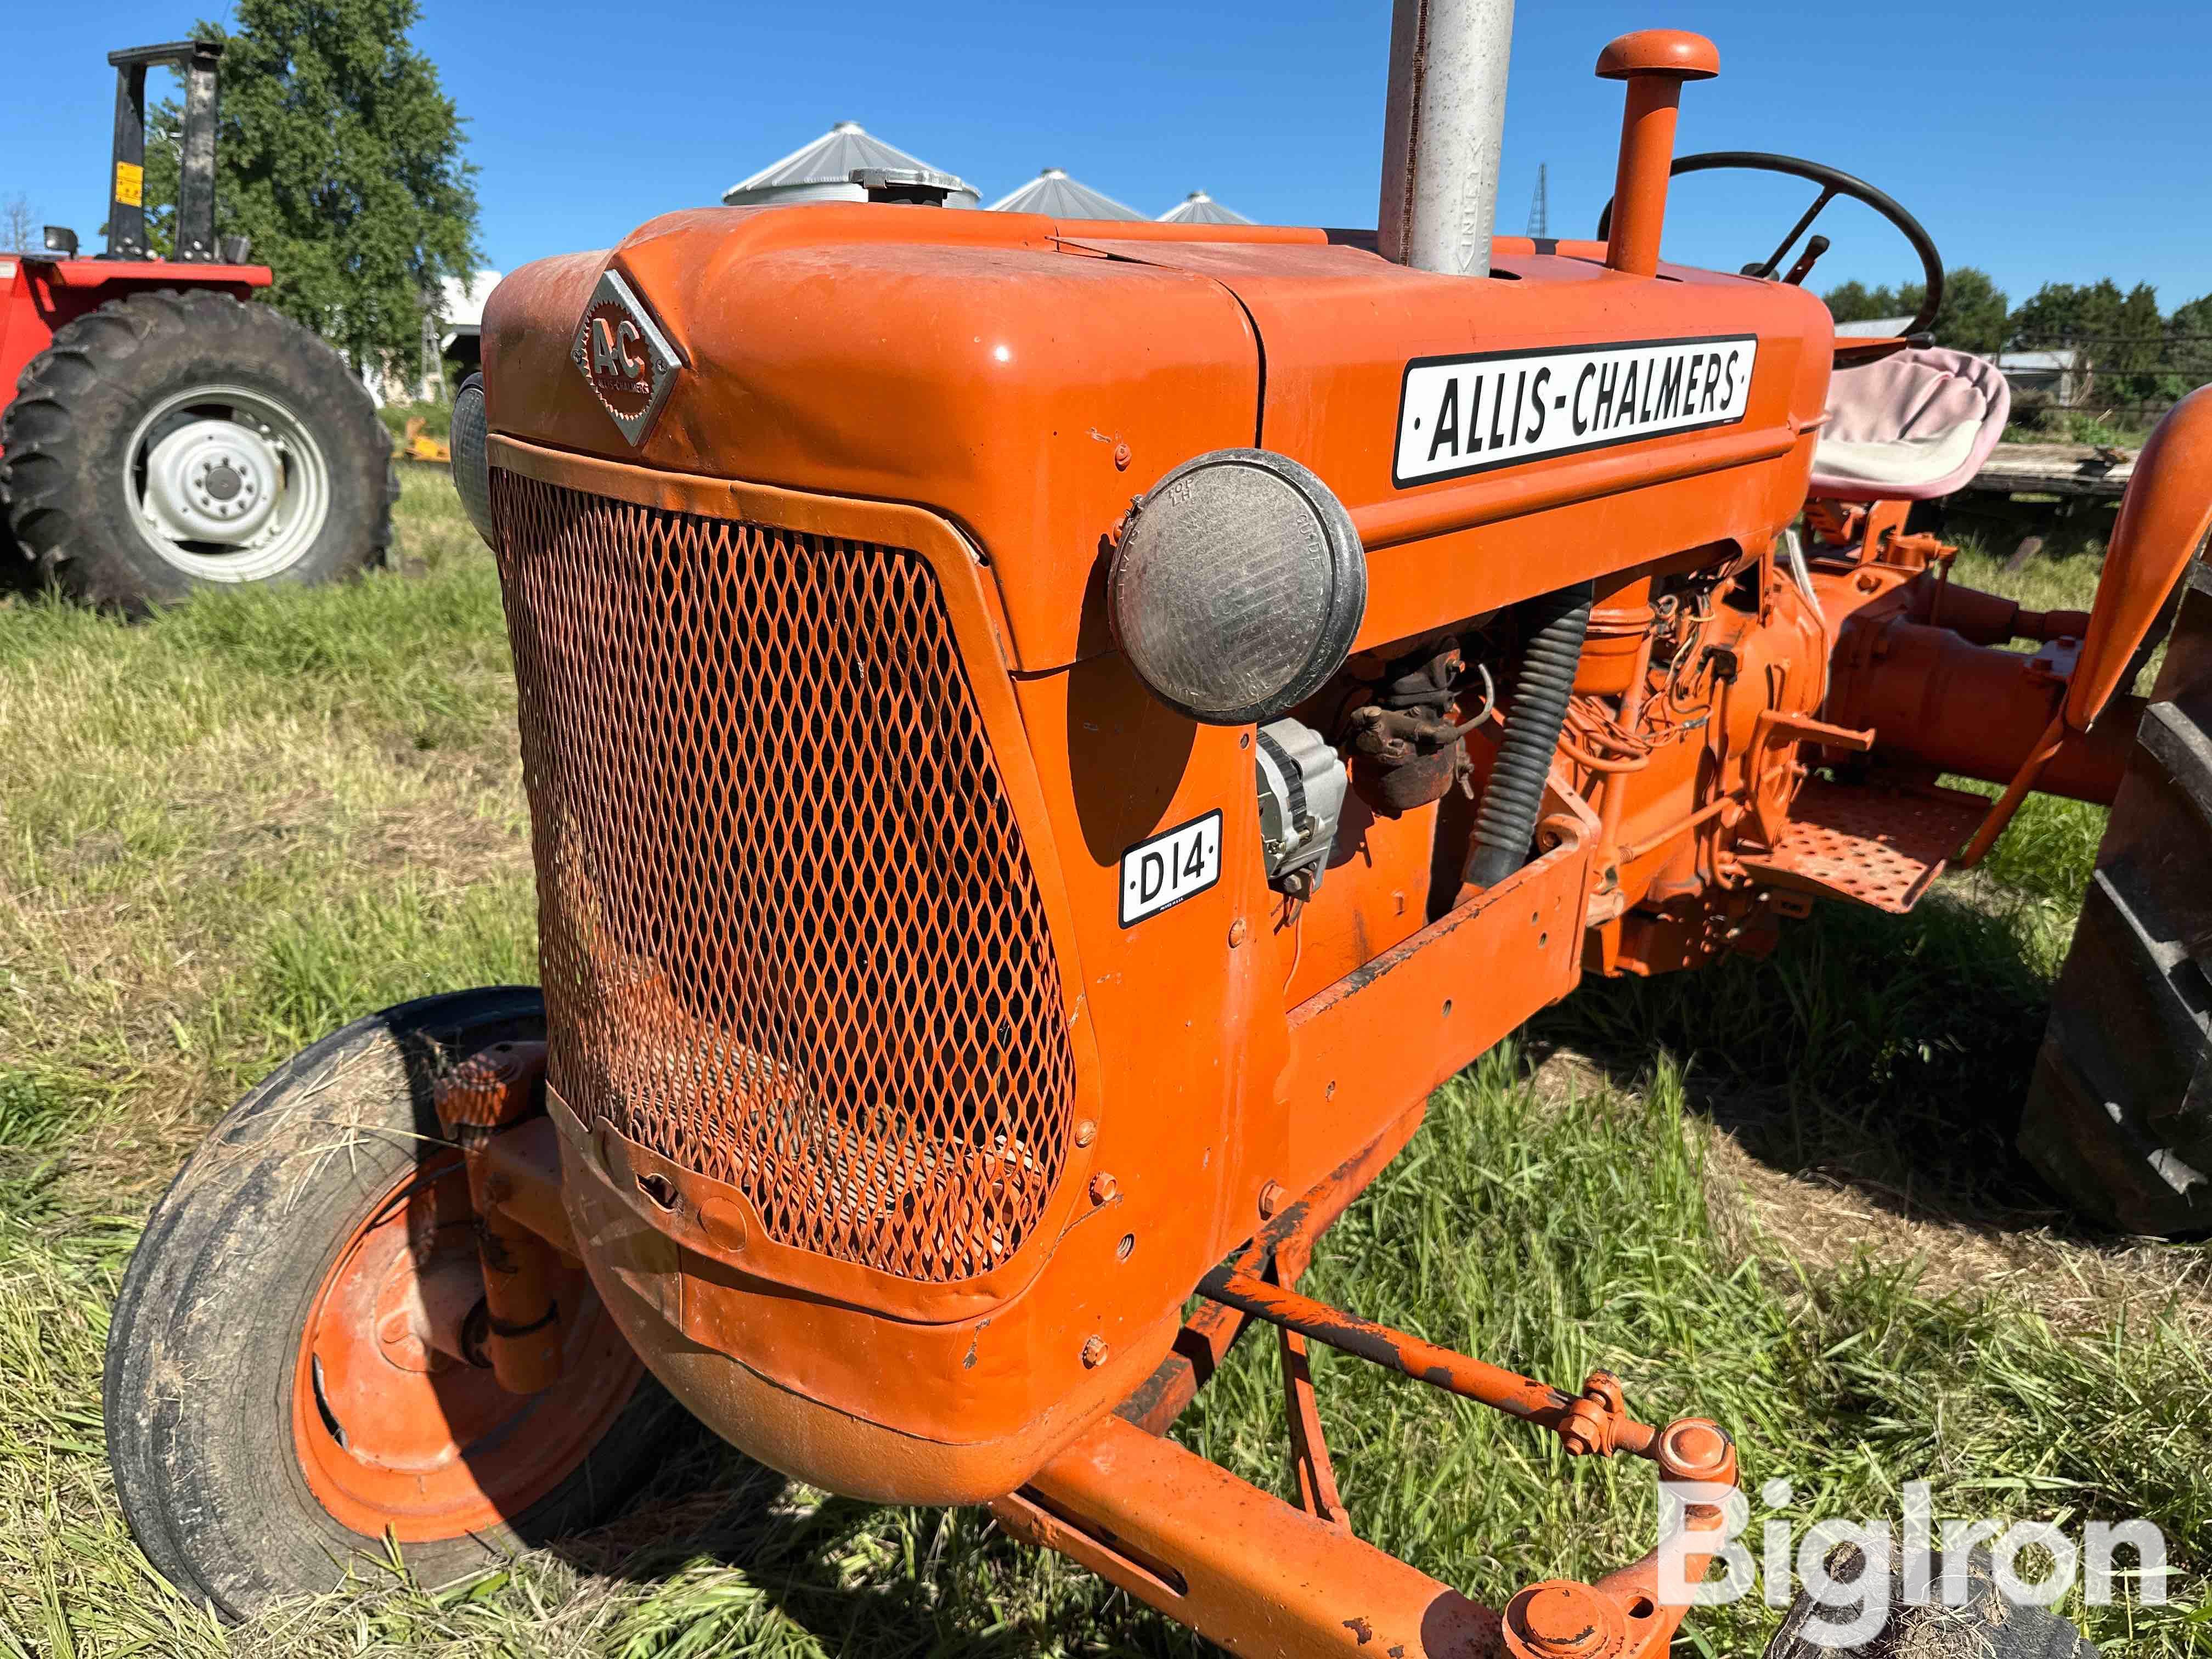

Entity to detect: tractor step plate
[1740,780,1989,913]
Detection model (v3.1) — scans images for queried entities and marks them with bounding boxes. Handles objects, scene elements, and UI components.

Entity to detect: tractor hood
[482,205,1832,673]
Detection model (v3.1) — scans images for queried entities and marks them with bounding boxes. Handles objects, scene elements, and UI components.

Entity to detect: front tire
[1,290,394,611]
[104,987,682,1620]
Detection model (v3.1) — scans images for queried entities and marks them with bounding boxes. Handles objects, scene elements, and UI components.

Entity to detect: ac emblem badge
[571,267,684,447]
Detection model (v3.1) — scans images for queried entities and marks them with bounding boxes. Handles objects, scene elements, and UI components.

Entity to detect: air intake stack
[1379,0,1516,276]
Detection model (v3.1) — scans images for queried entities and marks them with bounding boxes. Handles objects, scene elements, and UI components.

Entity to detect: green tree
[2106,282,2180,402]
[1926,267,2010,356]
[2008,279,2127,346]
[146,0,478,373]
[2168,292,2212,389]
[1822,279,1892,324]
[2011,280,2178,404]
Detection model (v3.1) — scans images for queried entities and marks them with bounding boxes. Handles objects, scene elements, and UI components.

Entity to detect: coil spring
[1464,582,1595,889]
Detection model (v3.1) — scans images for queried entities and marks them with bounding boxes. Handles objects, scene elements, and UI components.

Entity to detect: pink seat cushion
[1808,346,2011,501]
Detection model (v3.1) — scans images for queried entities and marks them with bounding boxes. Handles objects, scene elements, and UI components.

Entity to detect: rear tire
[104,987,683,1620]
[1,290,393,612]
[2019,554,2212,1235]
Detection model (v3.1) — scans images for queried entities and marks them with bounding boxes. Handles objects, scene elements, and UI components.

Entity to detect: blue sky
[7,2,2209,310]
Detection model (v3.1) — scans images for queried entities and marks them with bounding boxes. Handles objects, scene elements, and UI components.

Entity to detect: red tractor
[0,40,392,610]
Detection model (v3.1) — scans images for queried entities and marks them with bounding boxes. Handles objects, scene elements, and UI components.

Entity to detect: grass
[1,485,2205,1655]
[2000,411,2155,449]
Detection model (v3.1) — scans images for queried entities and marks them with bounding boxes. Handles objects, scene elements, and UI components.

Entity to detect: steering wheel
[1595,152,1945,339]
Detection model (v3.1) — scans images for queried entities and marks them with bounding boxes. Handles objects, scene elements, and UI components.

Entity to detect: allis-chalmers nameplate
[1394,334,1758,487]
[572,267,685,447]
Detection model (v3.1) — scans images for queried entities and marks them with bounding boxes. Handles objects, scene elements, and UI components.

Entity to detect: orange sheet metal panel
[483,209,1830,679]
[492,438,1279,1500]
[1278,779,1596,1195]
[2067,385,2212,730]
[560,1093,1187,1504]
[1066,236,1833,655]
[481,208,1273,673]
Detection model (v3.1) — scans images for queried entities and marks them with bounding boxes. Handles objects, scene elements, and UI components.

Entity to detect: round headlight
[450,373,494,548]
[1107,449,1367,726]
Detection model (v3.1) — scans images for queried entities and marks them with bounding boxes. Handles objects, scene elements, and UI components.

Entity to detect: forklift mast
[104,40,225,262]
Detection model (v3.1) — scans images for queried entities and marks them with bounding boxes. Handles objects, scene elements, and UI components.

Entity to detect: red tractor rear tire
[1,289,394,612]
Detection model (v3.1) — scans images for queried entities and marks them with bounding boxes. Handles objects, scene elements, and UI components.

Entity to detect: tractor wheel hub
[123,382,334,580]
[143,417,284,545]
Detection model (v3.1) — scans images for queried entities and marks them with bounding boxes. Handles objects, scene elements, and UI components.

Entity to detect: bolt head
[1503,1581,1626,1659]
[1656,1417,1737,1485]
[1089,1171,1119,1205]
[1080,1335,1109,1368]
[1073,1118,1097,1148]
[1257,1180,1286,1219]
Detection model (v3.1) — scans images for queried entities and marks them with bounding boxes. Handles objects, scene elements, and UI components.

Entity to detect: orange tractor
[106,9,2202,1654]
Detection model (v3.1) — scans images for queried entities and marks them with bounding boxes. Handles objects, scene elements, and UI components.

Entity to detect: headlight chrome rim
[1107,448,1367,727]
[450,373,495,548]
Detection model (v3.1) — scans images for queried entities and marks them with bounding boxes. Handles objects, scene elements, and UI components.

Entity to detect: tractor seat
[1807,346,2011,501]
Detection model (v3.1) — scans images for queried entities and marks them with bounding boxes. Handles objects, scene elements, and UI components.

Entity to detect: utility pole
[1526,162,1548,238]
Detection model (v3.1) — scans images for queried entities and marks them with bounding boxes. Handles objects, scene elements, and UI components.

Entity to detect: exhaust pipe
[1379,0,1516,276]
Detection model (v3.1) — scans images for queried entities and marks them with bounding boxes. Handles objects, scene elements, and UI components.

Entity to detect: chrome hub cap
[126,385,334,581]
[143,419,284,546]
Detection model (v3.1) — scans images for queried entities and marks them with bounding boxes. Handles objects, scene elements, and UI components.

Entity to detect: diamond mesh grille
[493,471,1076,1282]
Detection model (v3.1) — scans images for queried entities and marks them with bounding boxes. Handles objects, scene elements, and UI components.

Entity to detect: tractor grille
[492,472,1077,1283]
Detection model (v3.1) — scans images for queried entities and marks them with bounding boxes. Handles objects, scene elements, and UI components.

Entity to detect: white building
[438,269,503,376]
[1997,347,2092,405]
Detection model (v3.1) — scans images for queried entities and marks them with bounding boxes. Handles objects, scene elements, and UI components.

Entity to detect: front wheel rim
[290,1152,645,1542]
[125,383,336,582]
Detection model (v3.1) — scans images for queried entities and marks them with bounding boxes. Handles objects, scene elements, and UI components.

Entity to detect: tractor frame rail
[992,1109,1739,1659]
